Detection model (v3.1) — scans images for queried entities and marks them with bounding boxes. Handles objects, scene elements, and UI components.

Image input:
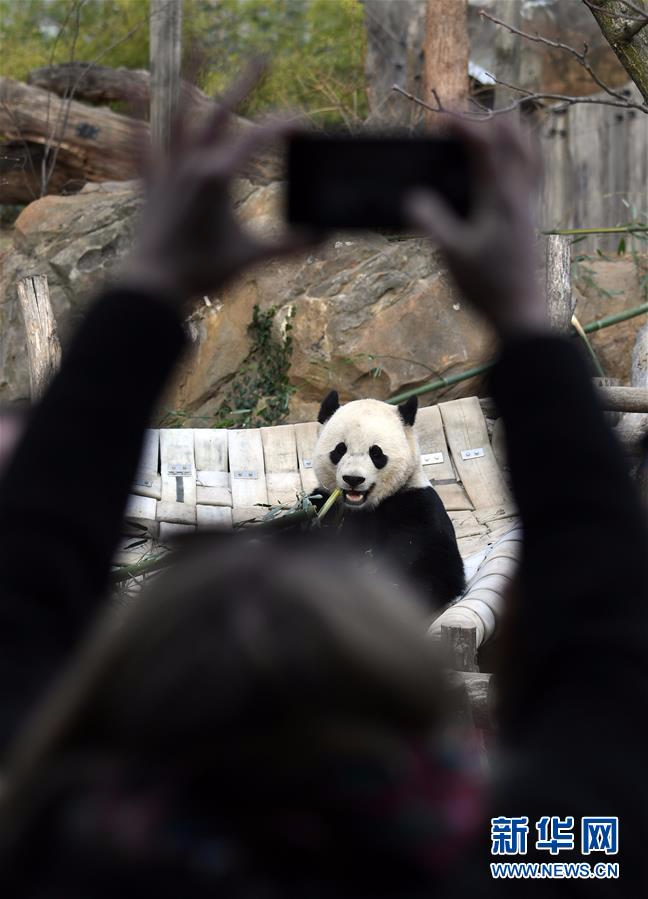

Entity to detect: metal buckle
[421,452,444,465]
[233,470,258,480]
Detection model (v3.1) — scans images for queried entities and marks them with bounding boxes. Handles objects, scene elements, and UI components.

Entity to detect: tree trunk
[424,0,469,119]
[586,0,648,104]
[360,0,427,128]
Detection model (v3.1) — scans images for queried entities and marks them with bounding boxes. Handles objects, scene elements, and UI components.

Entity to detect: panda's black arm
[473,335,648,890]
[0,289,186,756]
[373,488,465,607]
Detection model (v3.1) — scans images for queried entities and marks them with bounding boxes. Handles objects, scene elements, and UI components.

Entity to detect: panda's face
[314,394,419,510]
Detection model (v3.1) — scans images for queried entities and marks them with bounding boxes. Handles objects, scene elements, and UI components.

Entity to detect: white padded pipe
[430,525,523,647]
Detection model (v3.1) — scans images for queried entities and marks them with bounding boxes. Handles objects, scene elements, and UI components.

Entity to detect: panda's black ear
[398,395,418,427]
[318,390,340,424]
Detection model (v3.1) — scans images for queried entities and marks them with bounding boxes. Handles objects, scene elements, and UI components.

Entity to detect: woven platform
[118,396,515,558]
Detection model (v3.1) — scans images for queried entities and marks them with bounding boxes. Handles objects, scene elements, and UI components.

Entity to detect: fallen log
[0,139,85,204]
[27,62,211,116]
[1,73,281,203]
[0,76,147,202]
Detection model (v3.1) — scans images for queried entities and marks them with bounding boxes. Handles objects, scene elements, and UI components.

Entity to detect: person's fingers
[403,189,465,251]
[220,116,305,171]
[189,117,305,180]
[248,227,324,265]
[197,57,268,147]
[168,87,202,160]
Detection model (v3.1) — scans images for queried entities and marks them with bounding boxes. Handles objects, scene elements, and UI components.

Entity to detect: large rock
[169,210,496,423]
[1,179,646,424]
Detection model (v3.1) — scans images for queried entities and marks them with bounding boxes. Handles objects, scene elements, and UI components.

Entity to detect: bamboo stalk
[543,225,648,236]
[317,487,343,521]
[111,553,170,583]
[582,303,648,333]
[571,314,606,377]
[388,362,494,405]
[251,503,318,532]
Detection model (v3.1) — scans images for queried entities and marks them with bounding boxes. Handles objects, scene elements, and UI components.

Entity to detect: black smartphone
[286,133,472,230]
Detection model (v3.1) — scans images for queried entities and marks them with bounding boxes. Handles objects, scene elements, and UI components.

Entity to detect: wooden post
[150,0,183,152]
[441,624,478,672]
[16,275,61,400]
[545,234,574,333]
[361,0,427,128]
[452,671,494,730]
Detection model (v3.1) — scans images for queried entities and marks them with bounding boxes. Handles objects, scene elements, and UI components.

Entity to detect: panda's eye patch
[369,444,388,469]
[329,442,347,464]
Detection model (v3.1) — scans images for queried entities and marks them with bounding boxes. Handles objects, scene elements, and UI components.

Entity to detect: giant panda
[313,390,465,609]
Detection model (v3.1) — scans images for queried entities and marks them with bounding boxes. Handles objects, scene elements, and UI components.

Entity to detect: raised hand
[121,62,316,307]
[405,118,549,341]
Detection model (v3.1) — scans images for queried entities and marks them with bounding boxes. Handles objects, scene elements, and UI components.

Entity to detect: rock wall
[1,180,646,424]
[0,181,143,402]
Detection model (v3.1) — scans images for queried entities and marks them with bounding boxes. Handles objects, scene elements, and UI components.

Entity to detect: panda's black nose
[343,475,365,488]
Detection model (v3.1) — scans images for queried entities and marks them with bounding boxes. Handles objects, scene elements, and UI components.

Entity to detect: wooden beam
[545,234,574,332]
[597,385,648,413]
[441,624,478,672]
[16,275,61,400]
[451,671,494,730]
[482,386,648,418]
[149,0,183,153]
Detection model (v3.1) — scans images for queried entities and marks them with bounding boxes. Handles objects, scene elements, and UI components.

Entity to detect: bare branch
[392,84,488,120]
[485,72,647,112]
[480,9,634,104]
[393,78,647,120]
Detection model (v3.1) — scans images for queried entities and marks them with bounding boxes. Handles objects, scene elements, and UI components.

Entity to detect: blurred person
[0,65,646,897]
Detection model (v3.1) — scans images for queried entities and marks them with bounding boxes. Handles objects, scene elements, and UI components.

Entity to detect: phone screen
[287,134,472,230]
